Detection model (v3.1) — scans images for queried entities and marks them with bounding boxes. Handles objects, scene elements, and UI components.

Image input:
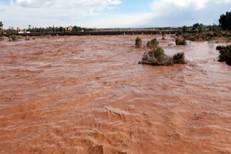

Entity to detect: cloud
[0,0,122,27]
[82,13,153,28]
[146,0,231,26]
[15,0,121,9]
[152,0,210,11]
[0,0,231,28]
[151,0,231,11]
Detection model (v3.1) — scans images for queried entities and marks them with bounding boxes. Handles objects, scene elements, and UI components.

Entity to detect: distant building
[18,31,24,34]
[18,30,31,34]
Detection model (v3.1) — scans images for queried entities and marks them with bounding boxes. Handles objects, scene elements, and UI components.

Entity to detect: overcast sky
[0,0,231,28]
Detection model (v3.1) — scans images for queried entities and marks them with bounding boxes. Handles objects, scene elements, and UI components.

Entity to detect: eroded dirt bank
[0,35,231,154]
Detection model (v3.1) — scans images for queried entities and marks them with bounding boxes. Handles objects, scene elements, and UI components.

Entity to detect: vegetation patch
[216,45,226,51]
[179,20,231,42]
[135,37,142,48]
[139,47,173,66]
[147,38,159,49]
[173,53,186,64]
[139,39,186,66]
[25,36,30,41]
[175,38,187,45]
[217,45,231,66]
[8,35,21,42]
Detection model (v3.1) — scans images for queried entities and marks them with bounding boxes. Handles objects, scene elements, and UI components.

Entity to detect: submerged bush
[175,38,187,45]
[217,45,231,65]
[8,35,20,42]
[216,45,225,51]
[147,38,159,49]
[25,36,30,41]
[173,53,186,64]
[139,38,186,66]
[154,47,165,60]
[135,37,142,48]
[139,47,173,66]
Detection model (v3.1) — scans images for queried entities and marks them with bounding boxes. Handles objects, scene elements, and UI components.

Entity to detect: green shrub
[218,45,231,65]
[192,23,206,33]
[139,47,173,66]
[139,38,186,66]
[154,47,165,60]
[183,34,196,41]
[135,37,142,48]
[175,38,187,45]
[216,45,225,51]
[173,52,186,64]
[147,38,159,49]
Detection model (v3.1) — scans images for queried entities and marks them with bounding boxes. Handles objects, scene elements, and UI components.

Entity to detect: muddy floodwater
[0,35,231,154]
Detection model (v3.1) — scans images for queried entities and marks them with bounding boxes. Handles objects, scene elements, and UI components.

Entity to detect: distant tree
[192,23,205,33]
[219,11,231,30]
[0,21,3,28]
[5,28,17,35]
[135,37,142,48]
[21,25,91,34]
[207,24,221,32]
[72,26,82,32]
[182,25,188,33]
[0,21,3,36]
[59,27,65,32]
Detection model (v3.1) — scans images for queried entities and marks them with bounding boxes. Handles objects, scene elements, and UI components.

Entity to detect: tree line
[0,11,231,36]
[0,24,94,35]
[28,26,94,33]
[180,11,231,33]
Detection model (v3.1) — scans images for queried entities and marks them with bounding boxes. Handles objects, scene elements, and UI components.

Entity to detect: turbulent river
[0,35,231,154]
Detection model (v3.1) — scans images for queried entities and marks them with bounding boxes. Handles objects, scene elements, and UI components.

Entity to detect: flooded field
[0,35,231,154]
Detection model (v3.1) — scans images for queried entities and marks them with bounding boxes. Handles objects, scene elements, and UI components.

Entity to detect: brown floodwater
[0,35,231,154]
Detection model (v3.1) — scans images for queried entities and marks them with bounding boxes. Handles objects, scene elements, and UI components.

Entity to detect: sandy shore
[0,35,231,154]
